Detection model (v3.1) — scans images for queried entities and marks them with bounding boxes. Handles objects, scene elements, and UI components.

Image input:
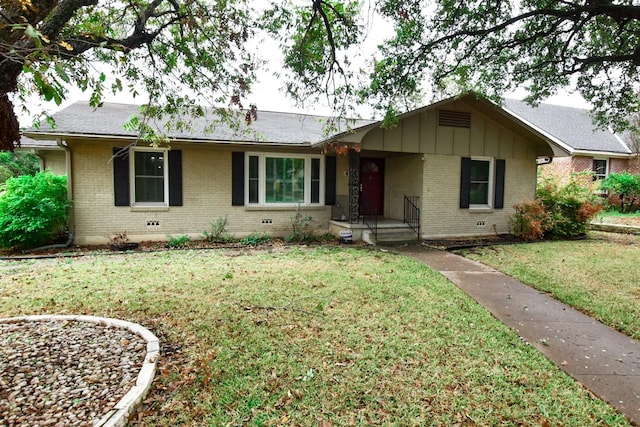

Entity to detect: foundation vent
[147,220,160,227]
[261,219,273,224]
[438,110,471,128]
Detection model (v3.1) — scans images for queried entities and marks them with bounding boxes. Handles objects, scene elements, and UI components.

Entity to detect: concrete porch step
[362,228,419,245]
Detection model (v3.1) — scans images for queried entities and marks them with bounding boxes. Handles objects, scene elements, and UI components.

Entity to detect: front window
[469,158,493,207]
[266,157,305,203]
[247,153,323,205]
[593,159,608,180]
[132,149,167,204]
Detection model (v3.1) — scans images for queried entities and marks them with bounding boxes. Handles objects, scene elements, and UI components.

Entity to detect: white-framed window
[131,148,168,205]
[469,157,494,208]
[246,153,324,205]
[593,158,608,180]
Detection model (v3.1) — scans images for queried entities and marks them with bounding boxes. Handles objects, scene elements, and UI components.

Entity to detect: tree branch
[40,0,99,40]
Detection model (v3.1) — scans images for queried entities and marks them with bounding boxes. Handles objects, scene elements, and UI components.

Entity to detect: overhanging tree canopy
[0,0,258,150]
[4,0,640,151]
[274,1,640,130]
[378,0,640,129]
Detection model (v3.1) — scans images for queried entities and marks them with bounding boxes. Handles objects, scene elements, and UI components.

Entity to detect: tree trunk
[0,94,20,151]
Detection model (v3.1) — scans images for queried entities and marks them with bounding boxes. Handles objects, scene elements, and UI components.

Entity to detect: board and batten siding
[360,104,539,160]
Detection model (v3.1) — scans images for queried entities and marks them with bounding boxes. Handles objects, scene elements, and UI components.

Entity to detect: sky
[16,7,592,127]
[18,71,591,129]
[17,69,592,136]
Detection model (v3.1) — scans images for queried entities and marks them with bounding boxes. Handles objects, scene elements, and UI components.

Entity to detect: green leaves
[264,0,362,116]
[0,171,70,249]
[600,172,640,212]
[365,0,640,130]
[24,24,39,41]
[4,0,260,148]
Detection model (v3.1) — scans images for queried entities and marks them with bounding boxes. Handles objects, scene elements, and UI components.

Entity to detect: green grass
[0,247,629,426]
[461,234,640,340]
[594,209,640,222]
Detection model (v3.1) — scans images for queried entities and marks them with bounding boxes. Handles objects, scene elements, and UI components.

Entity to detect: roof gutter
[23,132,314,148]
[571,149,634,158]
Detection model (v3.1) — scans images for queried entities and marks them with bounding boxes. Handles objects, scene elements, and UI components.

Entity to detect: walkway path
[396,245,640,426]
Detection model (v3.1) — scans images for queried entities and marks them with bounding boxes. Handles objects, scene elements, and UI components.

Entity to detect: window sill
[130,205,170,212]
[244,205,328,212]
[468,206,495,213]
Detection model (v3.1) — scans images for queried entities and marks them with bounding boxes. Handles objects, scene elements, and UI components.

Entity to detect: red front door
[360,158,384,216]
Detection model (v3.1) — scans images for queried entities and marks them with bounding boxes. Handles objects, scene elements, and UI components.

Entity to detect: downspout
[22,138,74,253]
[61,137,74,246]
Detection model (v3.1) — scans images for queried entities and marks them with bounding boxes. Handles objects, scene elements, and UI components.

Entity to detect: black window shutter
[113,147,130,206]
[232,152,245,206]
[459,157,471,209]
[494,159,505,209]
[168,150,183,206]
[325,156,337,205]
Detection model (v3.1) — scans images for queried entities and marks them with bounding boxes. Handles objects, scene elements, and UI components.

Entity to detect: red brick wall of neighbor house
[626,157,640,174]
[610,158,629,174]
[571,156,593,173]
[607,157,640,174]
[540,155,640,190]
[539,157,573,185]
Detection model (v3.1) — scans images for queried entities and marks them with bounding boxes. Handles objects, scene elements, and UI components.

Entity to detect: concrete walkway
[396,245,640,426]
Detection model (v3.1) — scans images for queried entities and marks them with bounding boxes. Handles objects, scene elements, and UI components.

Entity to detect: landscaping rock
[0,320,147,427]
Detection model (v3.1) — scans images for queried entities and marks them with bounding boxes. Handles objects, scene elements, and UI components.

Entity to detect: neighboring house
[23,93,569,245]
[18,136,67,175]
[503,99,640,184]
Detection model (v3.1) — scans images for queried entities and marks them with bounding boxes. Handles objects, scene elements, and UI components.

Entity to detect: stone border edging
[589,222,640,234]
[0,314,160,427]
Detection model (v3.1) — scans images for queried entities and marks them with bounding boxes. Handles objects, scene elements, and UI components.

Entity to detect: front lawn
[461,233,640,340]
[0,247,628,425]
[594,210,640,227]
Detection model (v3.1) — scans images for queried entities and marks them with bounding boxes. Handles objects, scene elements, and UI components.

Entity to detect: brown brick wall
[541,154,640,185]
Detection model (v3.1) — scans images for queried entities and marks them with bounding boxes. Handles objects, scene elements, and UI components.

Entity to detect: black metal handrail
[403,195,420,236]
[362,213,378,239]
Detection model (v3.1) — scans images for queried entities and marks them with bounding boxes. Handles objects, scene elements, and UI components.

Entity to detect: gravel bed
[0,319,147,426]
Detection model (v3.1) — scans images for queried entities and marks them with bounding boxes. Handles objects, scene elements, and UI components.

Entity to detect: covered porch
[329,218,419,245]
[328,149,423,244]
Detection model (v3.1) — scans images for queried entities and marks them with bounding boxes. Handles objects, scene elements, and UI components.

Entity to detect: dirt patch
[0,238,363,260]
[421,234,526,250]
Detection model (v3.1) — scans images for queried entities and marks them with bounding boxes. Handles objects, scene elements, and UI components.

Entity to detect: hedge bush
[0,171,70,249]
[0,151,40,183]
[599,172,640,213]
[511,175,602,240]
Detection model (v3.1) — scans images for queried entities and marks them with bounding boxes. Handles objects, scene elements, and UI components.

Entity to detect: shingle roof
[18,136,60,149]
[26,101,375,145]
[503,99,630,155]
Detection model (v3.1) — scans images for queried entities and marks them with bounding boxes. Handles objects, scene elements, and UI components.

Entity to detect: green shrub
[285,209,316,243]
[0,151,40,183]
[599,172,640,213]
[241,232,271,246]
[0,172,70,249]
[167,234,191,248]
[203,216,232,243]
[512,176,602,240]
